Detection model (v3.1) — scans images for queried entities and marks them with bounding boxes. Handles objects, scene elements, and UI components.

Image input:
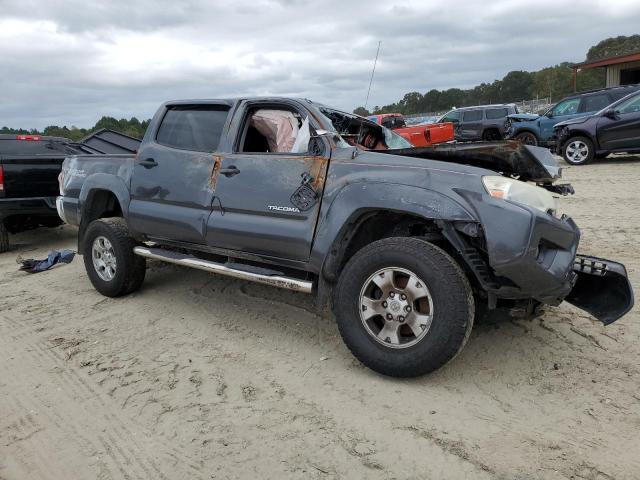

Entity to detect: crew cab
[57,97,634,377]
[367,113,454,147]
[554,90,640,165]
[0,130,140,252]
[506,84,640,147]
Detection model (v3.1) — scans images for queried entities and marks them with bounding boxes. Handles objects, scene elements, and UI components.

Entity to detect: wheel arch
[78,175,131,254]
[562,130,596,147]
[514,128,540,140]
[312,182,477,284]
[482,127,502,140]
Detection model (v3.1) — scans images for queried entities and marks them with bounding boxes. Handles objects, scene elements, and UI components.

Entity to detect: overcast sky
[1,0,639,129]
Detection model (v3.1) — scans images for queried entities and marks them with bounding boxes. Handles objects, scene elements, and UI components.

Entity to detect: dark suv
[438,104,518,141]
[506,84,640,147]
[554,90,640,165]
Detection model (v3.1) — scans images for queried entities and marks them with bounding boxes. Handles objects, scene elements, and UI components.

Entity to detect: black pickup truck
[57,98,634,377]
[0,130,140,252]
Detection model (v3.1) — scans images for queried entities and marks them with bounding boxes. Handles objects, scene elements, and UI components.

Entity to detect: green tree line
[356,64,606,116]
[1,116,150,141]
[355,35,640,116]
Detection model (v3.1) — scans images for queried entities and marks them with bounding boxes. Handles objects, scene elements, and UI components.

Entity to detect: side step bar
[133,246,313,293]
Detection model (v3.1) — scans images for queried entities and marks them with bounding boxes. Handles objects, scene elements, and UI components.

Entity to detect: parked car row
[553,89,640,164]
[504,84,640,147]
[424,84,640,166]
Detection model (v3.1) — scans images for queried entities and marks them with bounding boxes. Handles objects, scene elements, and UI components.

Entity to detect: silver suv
[438,104,519,141]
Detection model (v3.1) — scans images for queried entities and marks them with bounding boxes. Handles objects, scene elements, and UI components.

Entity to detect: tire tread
[333,237,474,377]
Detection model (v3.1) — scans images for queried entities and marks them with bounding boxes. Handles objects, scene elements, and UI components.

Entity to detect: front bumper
[457,191,633,324]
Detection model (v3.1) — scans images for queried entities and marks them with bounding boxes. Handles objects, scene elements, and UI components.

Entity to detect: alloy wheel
[359,267,434,349]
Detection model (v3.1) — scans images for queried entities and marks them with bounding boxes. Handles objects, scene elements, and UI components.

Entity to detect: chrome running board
[133,246,313,293]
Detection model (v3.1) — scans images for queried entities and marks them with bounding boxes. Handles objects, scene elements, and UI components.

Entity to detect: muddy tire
[83,217,146,297]
[562,136,594,165]
[333,237,474,377]
[0,222,9,253]
[515,131,539,146]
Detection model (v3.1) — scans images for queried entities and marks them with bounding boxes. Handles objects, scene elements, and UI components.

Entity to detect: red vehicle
[367,113,455,147]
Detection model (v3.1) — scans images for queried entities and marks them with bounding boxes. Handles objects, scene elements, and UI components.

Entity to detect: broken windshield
[316,106,412,150]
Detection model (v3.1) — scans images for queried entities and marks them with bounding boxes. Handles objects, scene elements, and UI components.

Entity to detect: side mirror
[603,108,617,119]
[545,111,553,118]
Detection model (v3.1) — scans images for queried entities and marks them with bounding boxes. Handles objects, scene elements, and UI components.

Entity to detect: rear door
[205,100,329,261]
[597,94,640,151]
[460,109,483,140]
[128,104,230,244]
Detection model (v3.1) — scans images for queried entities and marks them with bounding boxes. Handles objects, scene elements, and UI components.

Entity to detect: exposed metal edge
[133,246,313,294]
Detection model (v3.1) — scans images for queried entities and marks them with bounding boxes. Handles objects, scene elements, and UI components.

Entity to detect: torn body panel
[210,154,223,191]
[565,255,634,324]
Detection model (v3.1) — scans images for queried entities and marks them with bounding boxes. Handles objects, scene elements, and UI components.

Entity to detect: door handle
[219,165,240,177]
[139,158,158,169]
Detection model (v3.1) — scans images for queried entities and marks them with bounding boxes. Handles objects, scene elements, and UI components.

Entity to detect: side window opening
[239,108,309,154]
[462,110,482,122]
[156,105,229,152]
[440,110,460,123]
[485,108,508,119]
[581,94,611,113]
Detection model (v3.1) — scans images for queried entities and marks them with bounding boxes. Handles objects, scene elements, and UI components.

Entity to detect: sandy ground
[1,155,640,480]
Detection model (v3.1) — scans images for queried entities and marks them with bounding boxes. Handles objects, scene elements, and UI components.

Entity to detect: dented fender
[310,181,476,277]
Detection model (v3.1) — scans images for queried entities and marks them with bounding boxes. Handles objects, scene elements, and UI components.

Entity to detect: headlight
[482,176,557,214]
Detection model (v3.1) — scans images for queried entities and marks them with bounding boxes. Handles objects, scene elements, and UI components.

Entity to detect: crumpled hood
[554,115,591,128]
[380,140,562,183]
[508,113,539,122]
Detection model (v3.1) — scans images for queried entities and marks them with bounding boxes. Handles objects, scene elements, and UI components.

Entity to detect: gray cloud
[1,0,639,129]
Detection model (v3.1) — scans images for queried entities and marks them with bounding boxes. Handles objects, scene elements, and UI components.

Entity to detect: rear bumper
[0,196,58,220]
[56,195,80,226]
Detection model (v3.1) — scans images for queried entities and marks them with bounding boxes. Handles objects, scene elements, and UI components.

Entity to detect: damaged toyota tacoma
[57,98,634,377]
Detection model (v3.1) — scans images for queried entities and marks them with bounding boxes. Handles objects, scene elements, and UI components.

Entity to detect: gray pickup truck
[57,97,633,377]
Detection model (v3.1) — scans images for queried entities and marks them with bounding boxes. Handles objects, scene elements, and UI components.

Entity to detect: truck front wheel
[83,217,146,297]
[0,222,9,253]
[333,237,474,377]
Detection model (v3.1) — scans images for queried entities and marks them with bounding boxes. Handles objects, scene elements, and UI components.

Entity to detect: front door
[205,101,329,261]
[128,104,230,244]
[597,94,640,151]
[540,97,582,140]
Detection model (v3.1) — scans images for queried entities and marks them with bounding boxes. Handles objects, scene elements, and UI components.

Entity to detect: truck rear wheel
[83,217,146,297]
[0,222,9,253]
[333,237,474,377]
